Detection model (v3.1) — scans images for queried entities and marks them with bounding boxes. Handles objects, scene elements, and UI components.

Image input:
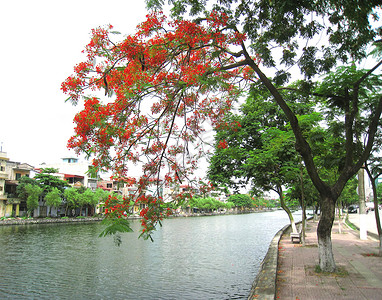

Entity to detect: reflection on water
[0,210,301,299]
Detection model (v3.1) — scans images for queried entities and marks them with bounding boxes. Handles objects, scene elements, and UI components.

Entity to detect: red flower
[218,139,228,149]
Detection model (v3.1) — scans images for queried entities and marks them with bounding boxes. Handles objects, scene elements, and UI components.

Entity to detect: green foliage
[228,194,253,208]
[94,188,109,203]
[99,218,134,237]
[188,196,228,211]
[64,188,79,209]
[284,196,300,209]
[338,177,358,206]
[225,201,234,209]
[40,167,59,174]
[253,197,278,209]
[377,183,382,204]
[208,83,316,196]
[34,171,69,193]
[45,188,62,209]
[63,187,105,216]
[78,189,96,207]
[148,0,380,79]
[16,176,39,201]
[24,184,42,213]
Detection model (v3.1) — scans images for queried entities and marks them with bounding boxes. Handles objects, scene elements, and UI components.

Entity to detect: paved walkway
[348,210,382,236]
[276,219,382,300]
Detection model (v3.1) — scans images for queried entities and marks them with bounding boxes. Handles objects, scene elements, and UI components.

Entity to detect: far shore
[0,208,275,226]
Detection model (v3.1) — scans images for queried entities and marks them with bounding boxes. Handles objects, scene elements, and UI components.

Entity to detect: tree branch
[240,42,331,196]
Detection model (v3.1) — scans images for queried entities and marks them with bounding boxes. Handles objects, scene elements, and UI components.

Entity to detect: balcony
[5,194,20,204]
[0,171,7,180]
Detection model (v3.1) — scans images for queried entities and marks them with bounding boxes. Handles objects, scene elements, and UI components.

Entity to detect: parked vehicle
[366,202,374,213]
[348,205,358,213]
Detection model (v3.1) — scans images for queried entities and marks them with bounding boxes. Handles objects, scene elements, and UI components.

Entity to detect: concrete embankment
[0,217,103,226]
[247,224,289,300]
[0,210,268,226]
[248,218,310,300]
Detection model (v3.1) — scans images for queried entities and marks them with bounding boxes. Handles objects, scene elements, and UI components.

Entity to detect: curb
[247,223,289,300]
[345,217,380,240]
[248,217,313,300]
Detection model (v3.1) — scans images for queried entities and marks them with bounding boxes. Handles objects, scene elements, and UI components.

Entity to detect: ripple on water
[0,210,303,299]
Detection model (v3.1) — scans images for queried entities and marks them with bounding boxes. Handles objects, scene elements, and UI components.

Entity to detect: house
[96,177,141,214]
[39,156,98,190]
[0,151,35,217]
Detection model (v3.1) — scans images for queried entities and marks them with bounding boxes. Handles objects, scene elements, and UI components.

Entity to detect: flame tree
[63,3,382,272]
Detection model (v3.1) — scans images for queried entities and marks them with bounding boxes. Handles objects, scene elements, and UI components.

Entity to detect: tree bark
[337,203,342,234]
[358,168,368,240]
[373,202,382,256]
[317,195,336,272]
[300,166,306,245]
[365,166,382,256]
[277,184,297,233]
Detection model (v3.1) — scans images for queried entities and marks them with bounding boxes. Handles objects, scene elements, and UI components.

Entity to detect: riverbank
[0,216,104,226]
[0,208,272,226]
[273,219,382,300]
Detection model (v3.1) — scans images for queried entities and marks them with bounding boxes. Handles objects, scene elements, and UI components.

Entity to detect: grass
[345,216,357,231]
[313,265,349,277]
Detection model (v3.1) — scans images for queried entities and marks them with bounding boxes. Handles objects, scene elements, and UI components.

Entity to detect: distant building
[0,151,35,217]
[39,156,98,190]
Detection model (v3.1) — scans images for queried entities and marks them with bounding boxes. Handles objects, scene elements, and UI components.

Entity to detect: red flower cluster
[62,10,257,236]
[218,139,228,149]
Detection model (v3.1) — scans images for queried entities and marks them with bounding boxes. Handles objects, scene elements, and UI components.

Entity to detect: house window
[106,183,112,189]
[0,166,4,172]
[15,173,21,180]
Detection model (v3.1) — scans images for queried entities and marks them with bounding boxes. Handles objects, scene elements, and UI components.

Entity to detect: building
[0,151,35,217]
[39,156,98,190]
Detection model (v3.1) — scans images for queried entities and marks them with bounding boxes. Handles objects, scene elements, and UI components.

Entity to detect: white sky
[0,0,149,166]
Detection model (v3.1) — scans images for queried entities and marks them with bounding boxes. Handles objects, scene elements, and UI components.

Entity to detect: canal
[0,210,302,299]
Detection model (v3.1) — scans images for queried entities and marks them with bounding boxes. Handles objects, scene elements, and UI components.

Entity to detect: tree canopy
[62,1,382,271]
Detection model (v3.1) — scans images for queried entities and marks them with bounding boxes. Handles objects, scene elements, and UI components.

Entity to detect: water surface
[0,210,302,299]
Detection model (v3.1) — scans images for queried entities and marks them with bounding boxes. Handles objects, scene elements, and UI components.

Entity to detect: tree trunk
[278,185,297,233]
[337,202,342,234]
[374,207,382,256]
[317,195,336,272]
[301,202,306,245]
[300,167,306,245]
[372,184,382,256]
[358,168,368,240]
[364,165,382,256]
[314,205,319,221]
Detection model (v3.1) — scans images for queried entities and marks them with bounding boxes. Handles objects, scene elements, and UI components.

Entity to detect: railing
[4,194,21,204]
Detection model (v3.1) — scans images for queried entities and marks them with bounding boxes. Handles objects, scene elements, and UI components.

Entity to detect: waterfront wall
[0,217,103,226]
[0,208,271,226]
[248,217,312,300]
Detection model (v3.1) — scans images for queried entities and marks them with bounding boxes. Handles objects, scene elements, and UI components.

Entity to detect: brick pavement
[276,219,382,300]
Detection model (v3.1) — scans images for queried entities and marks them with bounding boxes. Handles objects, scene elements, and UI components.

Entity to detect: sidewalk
[276,219,382,300]
[348,210,382,237]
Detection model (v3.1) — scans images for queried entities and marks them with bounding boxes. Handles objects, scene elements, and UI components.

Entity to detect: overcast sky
[0,0,148,166]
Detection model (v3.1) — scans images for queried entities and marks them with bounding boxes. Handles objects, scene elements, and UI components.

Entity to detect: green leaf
[99,218,133,238]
